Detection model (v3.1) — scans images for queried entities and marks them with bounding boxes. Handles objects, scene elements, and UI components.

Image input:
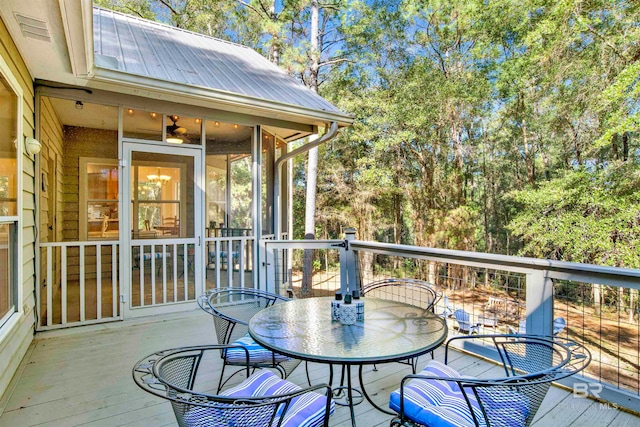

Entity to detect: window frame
[79,158,119,241]
[0,54,23,337]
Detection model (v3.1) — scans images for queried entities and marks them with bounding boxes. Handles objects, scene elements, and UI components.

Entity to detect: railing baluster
[46,246,52,327]
[96,243,102,320]
[151,245,156,306]
[161,244,167,304]
[139,244,145,307]
[79,245,85,322]
[61,246,67,325]
[112,243,118,317]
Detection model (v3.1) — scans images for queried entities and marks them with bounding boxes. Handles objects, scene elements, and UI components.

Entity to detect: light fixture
[195,118,202,124]
[166,115,185,143]
[233,124,238,129]
[24,136,42,156]
[147,170,171,186]
[75,101,83,110]
[126,108,134,116]
[166,135,184,144]
[214,121,220,127]
[150,112,157,119]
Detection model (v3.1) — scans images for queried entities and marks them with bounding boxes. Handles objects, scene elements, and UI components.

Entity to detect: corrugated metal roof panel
[93,7,345,118]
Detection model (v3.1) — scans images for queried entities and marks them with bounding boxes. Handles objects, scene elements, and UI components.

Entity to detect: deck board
[1,309,638,427]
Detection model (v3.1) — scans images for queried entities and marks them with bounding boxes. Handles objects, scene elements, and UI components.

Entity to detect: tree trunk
[302,144,318,297]
[301,0,321,297]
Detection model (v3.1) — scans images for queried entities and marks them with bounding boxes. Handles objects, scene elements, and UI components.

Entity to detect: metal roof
[92,7,349,123]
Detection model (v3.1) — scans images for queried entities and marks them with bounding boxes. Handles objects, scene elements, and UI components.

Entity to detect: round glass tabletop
[249,296,448,365]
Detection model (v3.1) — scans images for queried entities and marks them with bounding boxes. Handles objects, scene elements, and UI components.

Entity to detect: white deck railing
[262,238,640,414]
[39,240,121,330]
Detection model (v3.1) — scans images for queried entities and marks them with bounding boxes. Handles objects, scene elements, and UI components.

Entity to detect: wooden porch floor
[1,310,638,427]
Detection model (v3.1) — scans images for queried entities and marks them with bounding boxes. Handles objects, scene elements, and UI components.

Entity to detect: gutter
[273,121,340,239]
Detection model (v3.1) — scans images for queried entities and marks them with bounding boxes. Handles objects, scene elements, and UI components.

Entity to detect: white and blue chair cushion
[225,333,291,365]
[389,360,529,427]
[182,370,334,427]
[221,370,335,427]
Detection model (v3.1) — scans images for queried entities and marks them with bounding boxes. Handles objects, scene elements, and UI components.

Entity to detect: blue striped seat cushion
[183,370,334,427]
[225,334,291,364]
[389,360,529,427]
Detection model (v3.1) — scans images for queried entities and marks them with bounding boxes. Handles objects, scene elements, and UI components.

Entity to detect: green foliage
[99,0,640,268]
[507,162,640,267]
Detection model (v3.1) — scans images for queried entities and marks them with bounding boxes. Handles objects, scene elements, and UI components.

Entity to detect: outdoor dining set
[132,282,591,427]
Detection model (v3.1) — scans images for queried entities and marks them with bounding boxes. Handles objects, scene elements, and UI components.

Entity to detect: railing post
[259,239,274,294]
[526,270,554,335]
[344,228,358,295]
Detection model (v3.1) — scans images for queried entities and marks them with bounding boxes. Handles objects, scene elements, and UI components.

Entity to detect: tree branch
[581,20,628,64]
[234,0,267,18]
[157,0,181,17]
[319,57,352,68]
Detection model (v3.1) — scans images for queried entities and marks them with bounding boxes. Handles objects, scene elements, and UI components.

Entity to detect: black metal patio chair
[197,287,302,392]
[389,334,591,427]
[132,345,333,427]
[362,278,442,372]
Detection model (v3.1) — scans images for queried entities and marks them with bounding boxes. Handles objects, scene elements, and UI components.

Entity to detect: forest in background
[97,0,640,268]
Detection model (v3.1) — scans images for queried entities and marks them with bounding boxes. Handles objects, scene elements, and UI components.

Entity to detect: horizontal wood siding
[38,97,64,328]
[0,15,36,402]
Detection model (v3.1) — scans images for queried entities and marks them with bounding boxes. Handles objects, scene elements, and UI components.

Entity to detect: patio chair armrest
[443,334,493,363]
[132,344,252,399]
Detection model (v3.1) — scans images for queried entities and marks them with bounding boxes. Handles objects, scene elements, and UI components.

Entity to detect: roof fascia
[91,67,354,128]
[58,0,93,77]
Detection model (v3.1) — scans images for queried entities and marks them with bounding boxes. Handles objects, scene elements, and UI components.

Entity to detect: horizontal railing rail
[262,238,640,414]
[350,240,640,288]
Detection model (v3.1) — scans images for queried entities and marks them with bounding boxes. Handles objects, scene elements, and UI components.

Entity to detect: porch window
[204,120,253,233]
[80,159,119,240]
[0,73,18,327]
[133,163,183,237]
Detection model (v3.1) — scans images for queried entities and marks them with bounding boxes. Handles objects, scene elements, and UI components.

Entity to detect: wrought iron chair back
[132,345,332,427]
[362,278,442,372]
[362,278,441,312]
[391,334,591,427]
[197,287,302,390]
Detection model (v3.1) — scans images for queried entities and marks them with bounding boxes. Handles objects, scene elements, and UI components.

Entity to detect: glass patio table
[248,296,448,427]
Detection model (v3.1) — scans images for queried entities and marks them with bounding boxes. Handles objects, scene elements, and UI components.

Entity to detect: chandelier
[147,170,171,186]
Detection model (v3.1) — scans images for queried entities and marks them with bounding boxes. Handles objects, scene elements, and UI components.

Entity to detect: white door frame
[121,141,204,318]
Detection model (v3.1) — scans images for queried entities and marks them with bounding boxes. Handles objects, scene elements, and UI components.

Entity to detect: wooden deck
[1,310,638,427]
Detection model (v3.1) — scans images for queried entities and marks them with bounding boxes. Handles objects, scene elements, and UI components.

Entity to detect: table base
[332,386,364,406]
[327,363,396,427]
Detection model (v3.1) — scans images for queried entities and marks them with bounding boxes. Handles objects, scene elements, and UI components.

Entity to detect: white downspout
[273,121,339,239]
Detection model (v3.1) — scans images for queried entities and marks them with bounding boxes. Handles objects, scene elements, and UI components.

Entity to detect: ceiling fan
[166,115,187,143]
[167,115,187,135]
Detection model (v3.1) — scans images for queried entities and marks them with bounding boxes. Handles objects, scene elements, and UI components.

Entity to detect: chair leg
[305,362,312,387]
[217,363,228,393]
[411,357,419,374]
